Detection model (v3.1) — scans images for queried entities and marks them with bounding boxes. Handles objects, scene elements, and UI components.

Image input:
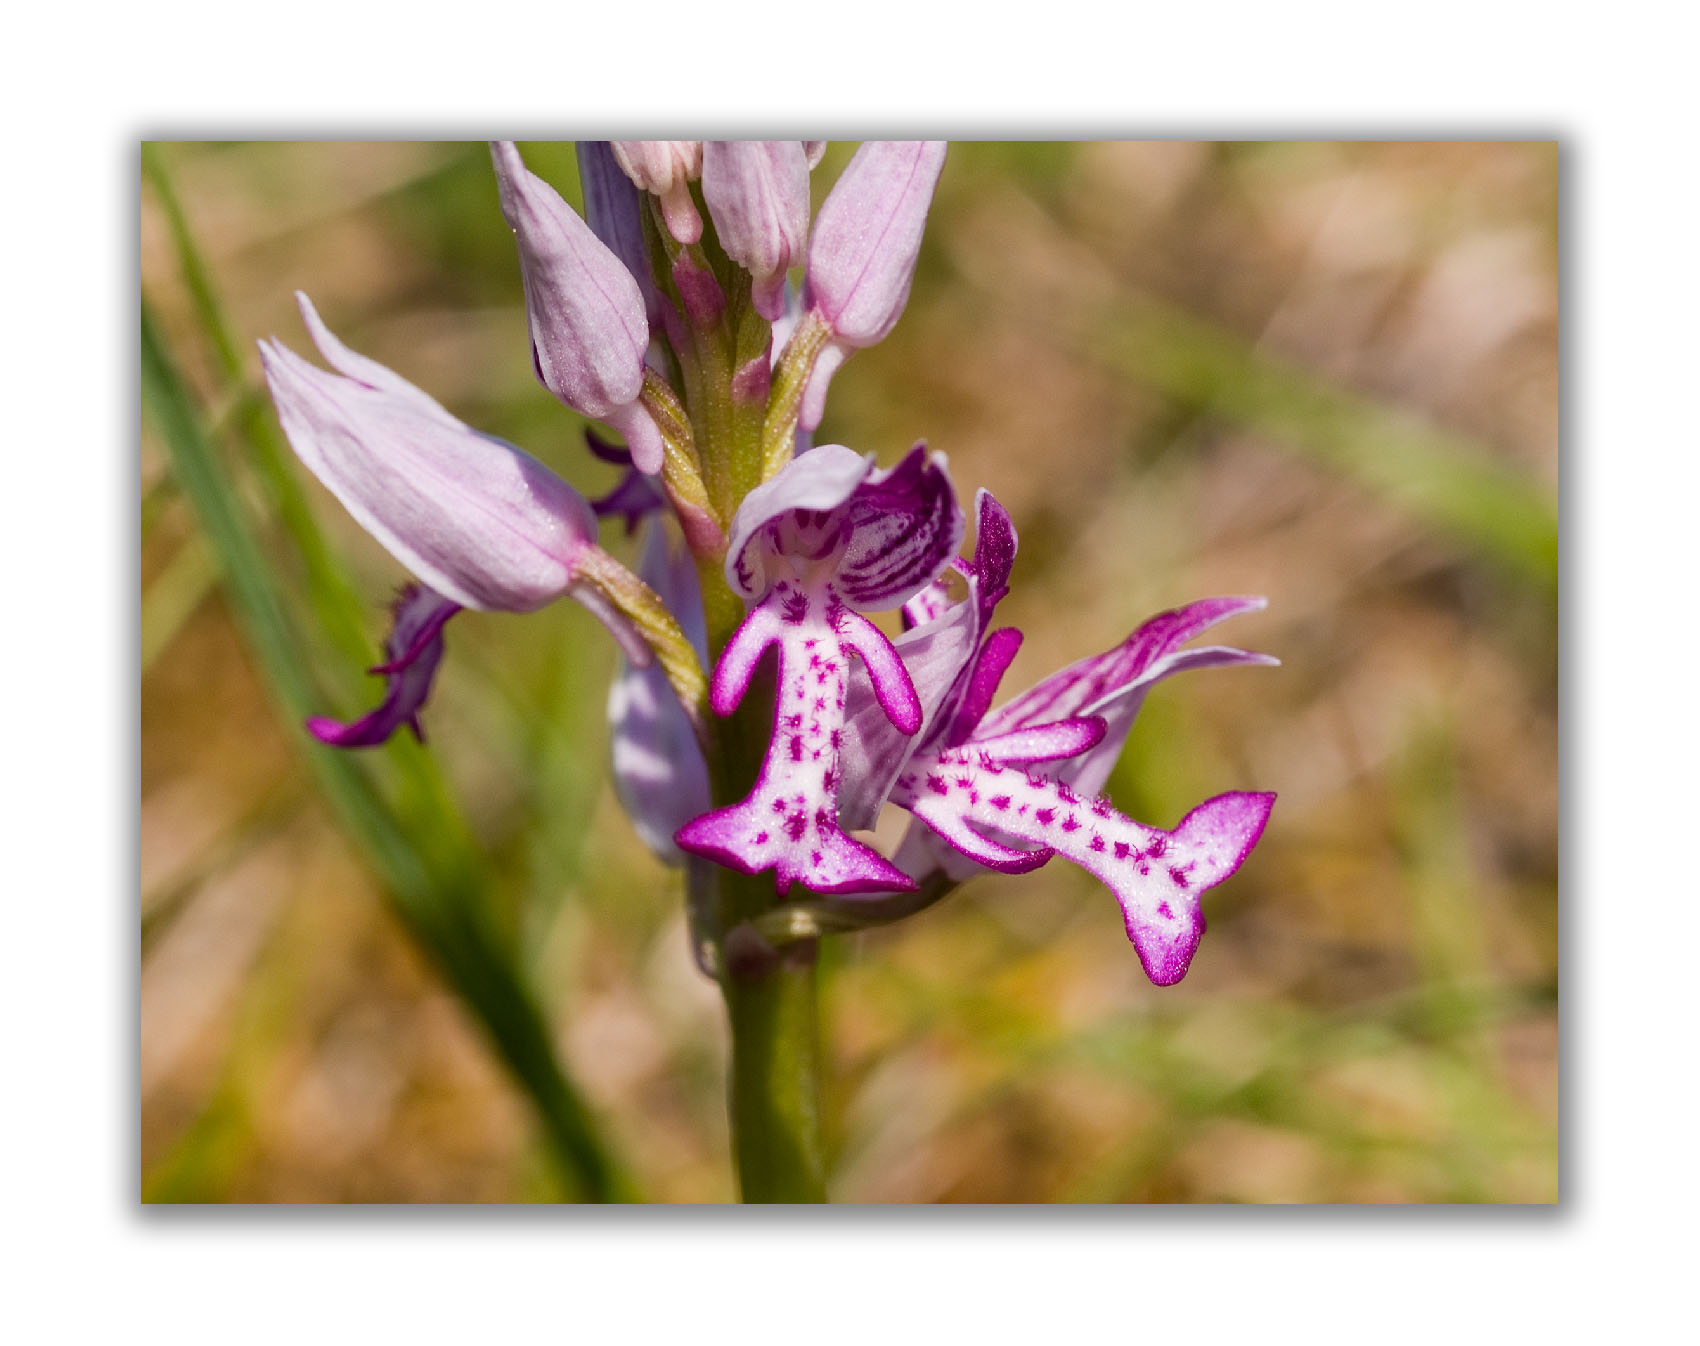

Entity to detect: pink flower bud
[702,141,811,321]
[611,140,704,244]
[490,141,664,474]
[798,141,946,429]
[805,141,946,348]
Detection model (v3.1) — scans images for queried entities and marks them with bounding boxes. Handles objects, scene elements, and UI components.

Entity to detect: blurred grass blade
[140,534,218,674]
[1100,294,1559,593]
[142,302,630,1201]
[141,142,373,673]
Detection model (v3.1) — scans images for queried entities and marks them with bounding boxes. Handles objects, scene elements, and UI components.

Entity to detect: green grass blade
[142,302,630,1201]
[141,142,373,673]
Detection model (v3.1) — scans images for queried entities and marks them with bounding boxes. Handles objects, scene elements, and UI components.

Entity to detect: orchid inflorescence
[262,139,1275,991]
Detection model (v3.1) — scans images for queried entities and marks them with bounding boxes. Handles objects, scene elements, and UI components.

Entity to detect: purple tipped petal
[967,717,1106,766]
[702,141,811,322]
[607,526,710,863]
[260,300,598,614]
[838,610,921,735]
[948,626,1024,744]
[307,585,458,749]
[961,490,1017,626]
[490,142,661,472]
[979,597,1272,738]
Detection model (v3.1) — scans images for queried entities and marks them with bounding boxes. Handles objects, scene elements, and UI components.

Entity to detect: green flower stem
[722,935,828,1203]
[694,513,829,1203]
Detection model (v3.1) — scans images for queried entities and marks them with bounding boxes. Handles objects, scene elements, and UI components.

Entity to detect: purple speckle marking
[990,795,1011,811]
[1113,841,1131,860]
[1168,865,1190,888]
[1061,815,1080,833]
[1088,834,1105,852]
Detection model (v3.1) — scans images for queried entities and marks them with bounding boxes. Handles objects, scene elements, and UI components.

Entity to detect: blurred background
[140,141,1558,1203]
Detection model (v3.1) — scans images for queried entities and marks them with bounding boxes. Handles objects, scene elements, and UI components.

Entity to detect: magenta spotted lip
[676,444,965,894]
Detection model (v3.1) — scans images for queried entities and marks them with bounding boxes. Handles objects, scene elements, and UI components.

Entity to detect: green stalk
[697,600,829,1204]
[640,179,830,1202]
[722,939,827,1203]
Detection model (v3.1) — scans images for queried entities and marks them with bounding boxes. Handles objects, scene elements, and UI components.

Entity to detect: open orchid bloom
[675,444,964,893]
[257,137,1284,1204]
[834,491,1278,984]
[260,292,657,747]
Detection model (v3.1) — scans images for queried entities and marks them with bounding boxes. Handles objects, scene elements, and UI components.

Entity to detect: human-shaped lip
[675,444,966,895]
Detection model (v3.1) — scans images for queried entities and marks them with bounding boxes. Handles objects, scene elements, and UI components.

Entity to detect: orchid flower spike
[848,491,1279,985]
[702,141,812,322]
[260,292,657,746]
[798,141,947,431]
[675,444,964,894]
[490,142,665,475]
[612,140,705,244]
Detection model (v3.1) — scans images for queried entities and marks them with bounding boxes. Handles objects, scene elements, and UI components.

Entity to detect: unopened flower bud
[702,141,811,322]
[577,140,663,327]
[491,141,664,474]
[806,141,946,346]
[612,139,704,244]
[798,141,947,429]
